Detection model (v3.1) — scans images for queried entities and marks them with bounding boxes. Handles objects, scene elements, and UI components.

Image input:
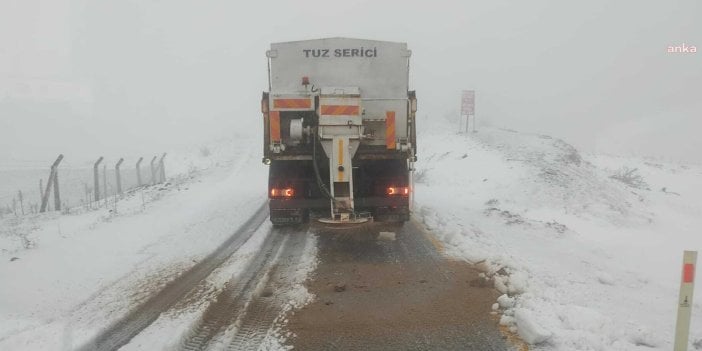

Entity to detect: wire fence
[0,154,167,218]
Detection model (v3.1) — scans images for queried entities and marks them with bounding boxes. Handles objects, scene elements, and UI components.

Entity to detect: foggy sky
[1,0,700,166]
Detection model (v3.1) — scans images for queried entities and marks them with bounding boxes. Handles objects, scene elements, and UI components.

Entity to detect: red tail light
[270,188,294,198]
[386,186,410,196]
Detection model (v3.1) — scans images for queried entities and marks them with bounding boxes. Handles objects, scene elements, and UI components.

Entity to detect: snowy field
[415,117,702,350]
[2,117,701,350]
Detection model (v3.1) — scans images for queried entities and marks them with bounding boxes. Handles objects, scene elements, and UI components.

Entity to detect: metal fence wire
[0,154,166,217]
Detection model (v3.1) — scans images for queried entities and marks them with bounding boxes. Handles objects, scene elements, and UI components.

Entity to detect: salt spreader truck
[261,38,417,226]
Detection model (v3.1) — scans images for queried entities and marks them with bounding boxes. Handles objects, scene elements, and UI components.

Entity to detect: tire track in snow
[224,229,311,350]
[178,228,289,351]
[77,202,269,351]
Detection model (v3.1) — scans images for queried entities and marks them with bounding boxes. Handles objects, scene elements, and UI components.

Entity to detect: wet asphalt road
[283,220,517,351]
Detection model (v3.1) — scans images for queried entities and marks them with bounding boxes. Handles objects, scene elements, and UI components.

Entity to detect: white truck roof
[267,38,411,99]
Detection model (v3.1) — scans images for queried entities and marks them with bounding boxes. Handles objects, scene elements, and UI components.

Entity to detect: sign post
[674,250,697,351]
[461,90,475,133]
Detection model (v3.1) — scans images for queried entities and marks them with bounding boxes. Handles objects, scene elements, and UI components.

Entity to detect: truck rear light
[386,187,409,196]
[270,188,295,198]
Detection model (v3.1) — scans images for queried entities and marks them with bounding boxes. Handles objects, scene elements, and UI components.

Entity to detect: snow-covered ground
[3,115,701,351]
[0,135,279,349]
[415,117,702,350]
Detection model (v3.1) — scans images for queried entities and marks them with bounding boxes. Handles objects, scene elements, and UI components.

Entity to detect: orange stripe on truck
[320,105,360,115]
[270,111,281,142]
[386,111,396,150]
[273,98,311,109]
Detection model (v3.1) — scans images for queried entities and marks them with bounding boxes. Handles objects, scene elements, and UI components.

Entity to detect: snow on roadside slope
[415,120,702,350]
[0,136,268,350]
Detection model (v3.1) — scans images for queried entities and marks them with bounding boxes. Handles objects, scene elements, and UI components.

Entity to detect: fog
[1,0,700,166]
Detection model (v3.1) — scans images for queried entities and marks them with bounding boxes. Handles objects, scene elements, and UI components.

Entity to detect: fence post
[40,174,54,212]
[136,157,144,186]
[158,153,167,183]
[150,156,158,185]
[40,154,63,213]
[39,179,43,204]
[94,157,103,202]
[115,158,124,195]
[52,155,64,211]
[84,183,90,208]
[103,164,107,207]
[18,190,24,216]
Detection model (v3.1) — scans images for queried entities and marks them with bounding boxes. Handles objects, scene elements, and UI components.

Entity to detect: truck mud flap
[373,206,410,222]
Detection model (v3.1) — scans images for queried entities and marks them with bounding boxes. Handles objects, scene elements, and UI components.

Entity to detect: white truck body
[262,38,417,225]
[268,38,412,141]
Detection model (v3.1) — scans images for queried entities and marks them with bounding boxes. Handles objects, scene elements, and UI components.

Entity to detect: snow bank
[415,119,702,350]
[0,135,268,350]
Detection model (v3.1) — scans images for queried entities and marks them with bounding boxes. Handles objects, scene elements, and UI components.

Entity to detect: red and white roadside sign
[461,90,475,116]
[674,250,697,351]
